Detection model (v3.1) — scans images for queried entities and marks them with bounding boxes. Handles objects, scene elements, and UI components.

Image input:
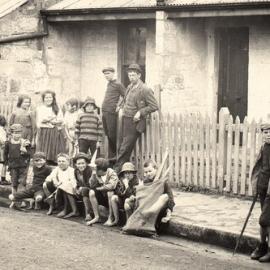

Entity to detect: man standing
[115,63,159,172]
[101,67,126,160]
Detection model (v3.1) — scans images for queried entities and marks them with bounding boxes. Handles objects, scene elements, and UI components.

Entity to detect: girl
[73,152,92,221]
[75,97,103,156]
[0,115,8,185]
[9,94,36,145]
[36,90,66,165]
[64,98,80,158]
[109,162,139,226]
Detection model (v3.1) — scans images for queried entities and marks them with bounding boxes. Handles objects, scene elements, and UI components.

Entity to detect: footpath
[0,185,260,255]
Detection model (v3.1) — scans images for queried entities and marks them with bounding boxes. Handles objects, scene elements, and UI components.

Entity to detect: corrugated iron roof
[47,0,157,11]
[166,0,270,6]
[0,0,28,18]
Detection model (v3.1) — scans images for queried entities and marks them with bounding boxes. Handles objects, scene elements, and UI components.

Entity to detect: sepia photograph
[0,0,270,269]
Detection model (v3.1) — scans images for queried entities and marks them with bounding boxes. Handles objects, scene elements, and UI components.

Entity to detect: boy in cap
[110,162,140,226]
[4,124,31,207]
[101,67,125,161]
[250,123,270,263]
[75,97,103,156]
[9,152,52,210]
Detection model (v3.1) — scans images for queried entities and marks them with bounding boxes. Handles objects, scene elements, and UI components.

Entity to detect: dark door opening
[217,27,249,121]
[119,22,146,87]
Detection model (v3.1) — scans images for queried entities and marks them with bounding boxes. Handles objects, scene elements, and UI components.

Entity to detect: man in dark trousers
[101,67,126,161]
[114,63,159,172]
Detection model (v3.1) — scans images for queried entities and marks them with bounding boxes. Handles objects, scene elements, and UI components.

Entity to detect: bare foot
[85,214,92,222]
[9,202,15,209]
[103,218,114,226]
[63,211,79,219]
[86,216,101,226]
[57,210,67,218]
[107,220,118,227]
[47,206,54,215]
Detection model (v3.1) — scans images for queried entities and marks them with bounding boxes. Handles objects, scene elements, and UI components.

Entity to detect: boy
[123,159,175,236]
[250,124,270,263]
[75,97,103,156]
[87,158,119,226]
[4,124,31,207]
[101,67,125,160]
[110,162,139,226]
[43,153,78,218]
[9,152,52,209]
[73,152,92,221]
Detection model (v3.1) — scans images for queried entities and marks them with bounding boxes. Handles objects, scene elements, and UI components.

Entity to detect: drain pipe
[0,15,48,44]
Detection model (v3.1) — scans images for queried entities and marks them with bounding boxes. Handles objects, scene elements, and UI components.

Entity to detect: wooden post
[218,107,230,193]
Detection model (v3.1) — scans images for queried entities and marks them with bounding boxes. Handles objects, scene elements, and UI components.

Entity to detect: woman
[36,90,66,165]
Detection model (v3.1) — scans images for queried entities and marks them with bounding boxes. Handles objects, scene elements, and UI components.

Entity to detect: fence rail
[0,100,263,197]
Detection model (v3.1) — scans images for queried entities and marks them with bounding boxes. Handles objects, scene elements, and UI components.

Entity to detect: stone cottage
[1,0,270,120]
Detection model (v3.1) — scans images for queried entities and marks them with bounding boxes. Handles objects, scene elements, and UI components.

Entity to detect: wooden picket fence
[131,109,263,197]
[0,99,263,197]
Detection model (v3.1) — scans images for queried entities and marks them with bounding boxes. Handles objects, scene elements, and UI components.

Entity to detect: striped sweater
[75,112,103,142]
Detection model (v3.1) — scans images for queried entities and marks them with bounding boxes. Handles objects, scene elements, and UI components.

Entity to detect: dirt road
[0,207,268,270]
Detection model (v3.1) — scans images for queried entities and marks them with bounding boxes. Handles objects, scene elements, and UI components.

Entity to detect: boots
[251,242,268,260]
[259,248,270,263]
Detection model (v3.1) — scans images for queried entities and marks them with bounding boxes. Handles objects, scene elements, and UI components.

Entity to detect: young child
[9,94,36,145]
[64,98,80,158]
[109,162,139,226]
[43,153,78,218]
[4,124,31,206]
[87,158,119,226]
[123,159,175,236]
[75,97,103,156]
[0,115,8,185]
[73,152,92,221]
[250,124,270,263]
[9,152,52,210]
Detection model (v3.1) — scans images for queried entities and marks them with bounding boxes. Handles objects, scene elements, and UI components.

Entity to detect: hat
[10,124,23,132]
[33,152,46,161]
[127,63,142,74]
[82,97,98,109]
[73,152,91,164]
[261,123,270,131]
[119,162,137,176]
[102,67,115,73]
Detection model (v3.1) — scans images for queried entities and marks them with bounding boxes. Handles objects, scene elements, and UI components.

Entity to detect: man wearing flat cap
[114,63,159,172]
[102,67,126,160]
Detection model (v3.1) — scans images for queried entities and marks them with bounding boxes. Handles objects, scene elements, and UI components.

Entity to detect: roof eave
[41,2,270,17]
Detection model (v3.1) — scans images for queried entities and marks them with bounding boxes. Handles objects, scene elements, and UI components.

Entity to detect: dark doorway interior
[217,27,249,121]
[119,22,147,87]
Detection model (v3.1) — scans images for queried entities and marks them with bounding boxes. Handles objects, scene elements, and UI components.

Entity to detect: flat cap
[127,63,142,74]
[119,162,136,176]
[102,67,115,73]
[261,123,270,131]
[10,124,23,132]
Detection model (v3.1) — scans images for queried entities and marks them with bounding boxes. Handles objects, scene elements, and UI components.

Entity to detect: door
[217,27,249,121]
[119,22,146,87]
